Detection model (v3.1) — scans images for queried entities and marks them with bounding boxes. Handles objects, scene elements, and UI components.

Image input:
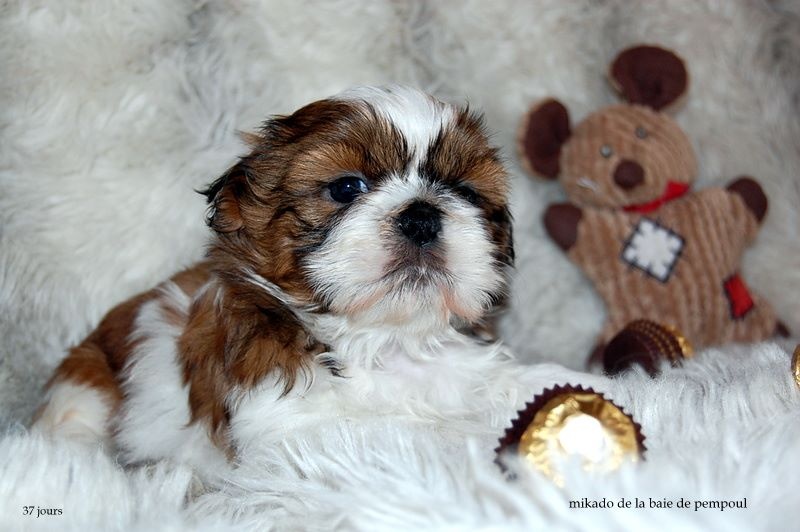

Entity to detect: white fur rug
[2,1,799,530]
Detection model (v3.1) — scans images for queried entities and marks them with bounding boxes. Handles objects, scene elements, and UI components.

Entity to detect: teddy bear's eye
[600,145,613,158]
[635,126,648,139]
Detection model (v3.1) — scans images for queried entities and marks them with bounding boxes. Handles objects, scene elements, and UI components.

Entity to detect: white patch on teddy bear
[621,218,684,282]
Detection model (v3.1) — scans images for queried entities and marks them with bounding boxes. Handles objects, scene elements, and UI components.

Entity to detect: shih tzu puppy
[33,86,515,476]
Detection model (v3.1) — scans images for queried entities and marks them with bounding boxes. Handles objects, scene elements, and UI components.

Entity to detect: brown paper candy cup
[496,385,645,482]
[603,319,693,377]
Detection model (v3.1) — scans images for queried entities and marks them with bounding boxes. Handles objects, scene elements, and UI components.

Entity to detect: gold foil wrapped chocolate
[603,319,693,376]
[496,385,645,483]
[792,344,800,390]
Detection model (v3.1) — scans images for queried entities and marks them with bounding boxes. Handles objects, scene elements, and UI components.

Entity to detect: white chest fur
[113,284,598,479]
[229,334,515,457]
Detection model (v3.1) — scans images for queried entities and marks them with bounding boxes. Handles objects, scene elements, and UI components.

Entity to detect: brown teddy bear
[518,45,785,373]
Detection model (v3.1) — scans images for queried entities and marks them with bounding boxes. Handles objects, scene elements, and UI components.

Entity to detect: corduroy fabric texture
[519,45,779,358]
[570,188,776,347]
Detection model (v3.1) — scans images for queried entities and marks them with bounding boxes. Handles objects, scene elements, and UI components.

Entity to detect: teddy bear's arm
[543,203,622,264]
[543,203,583,251]
[726,176,768,236]
[691,178,766,245]
[692,179,765,245]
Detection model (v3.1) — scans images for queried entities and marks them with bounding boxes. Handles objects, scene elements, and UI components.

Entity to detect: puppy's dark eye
[328,175,368,204]
[454,184,480,205]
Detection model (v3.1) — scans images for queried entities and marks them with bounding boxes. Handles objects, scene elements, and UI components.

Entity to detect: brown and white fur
[32,86,515,478]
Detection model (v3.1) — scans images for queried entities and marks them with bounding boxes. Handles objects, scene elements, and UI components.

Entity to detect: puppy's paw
[31,381,113,447]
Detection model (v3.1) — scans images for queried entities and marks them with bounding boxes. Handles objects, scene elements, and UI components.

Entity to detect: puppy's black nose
[614,160,645,189]
[397,201,442,246]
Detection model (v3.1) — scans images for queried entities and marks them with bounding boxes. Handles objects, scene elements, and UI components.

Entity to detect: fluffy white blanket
[1,1,799,530]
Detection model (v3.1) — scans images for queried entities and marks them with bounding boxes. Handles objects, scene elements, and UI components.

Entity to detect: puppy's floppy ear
[237,130,264,148]
[200,160,249,233]
[517,99,571,179]
[463,205,514,342]
[609,45,688,111]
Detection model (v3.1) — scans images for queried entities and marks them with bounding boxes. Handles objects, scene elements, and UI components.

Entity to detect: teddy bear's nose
[613,160,645,190]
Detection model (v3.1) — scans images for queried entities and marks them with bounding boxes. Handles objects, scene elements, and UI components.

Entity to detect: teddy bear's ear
[517,99,571,179]
[609,45,688,111]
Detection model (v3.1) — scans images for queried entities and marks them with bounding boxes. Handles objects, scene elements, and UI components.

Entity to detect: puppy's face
[205,87,512,329]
